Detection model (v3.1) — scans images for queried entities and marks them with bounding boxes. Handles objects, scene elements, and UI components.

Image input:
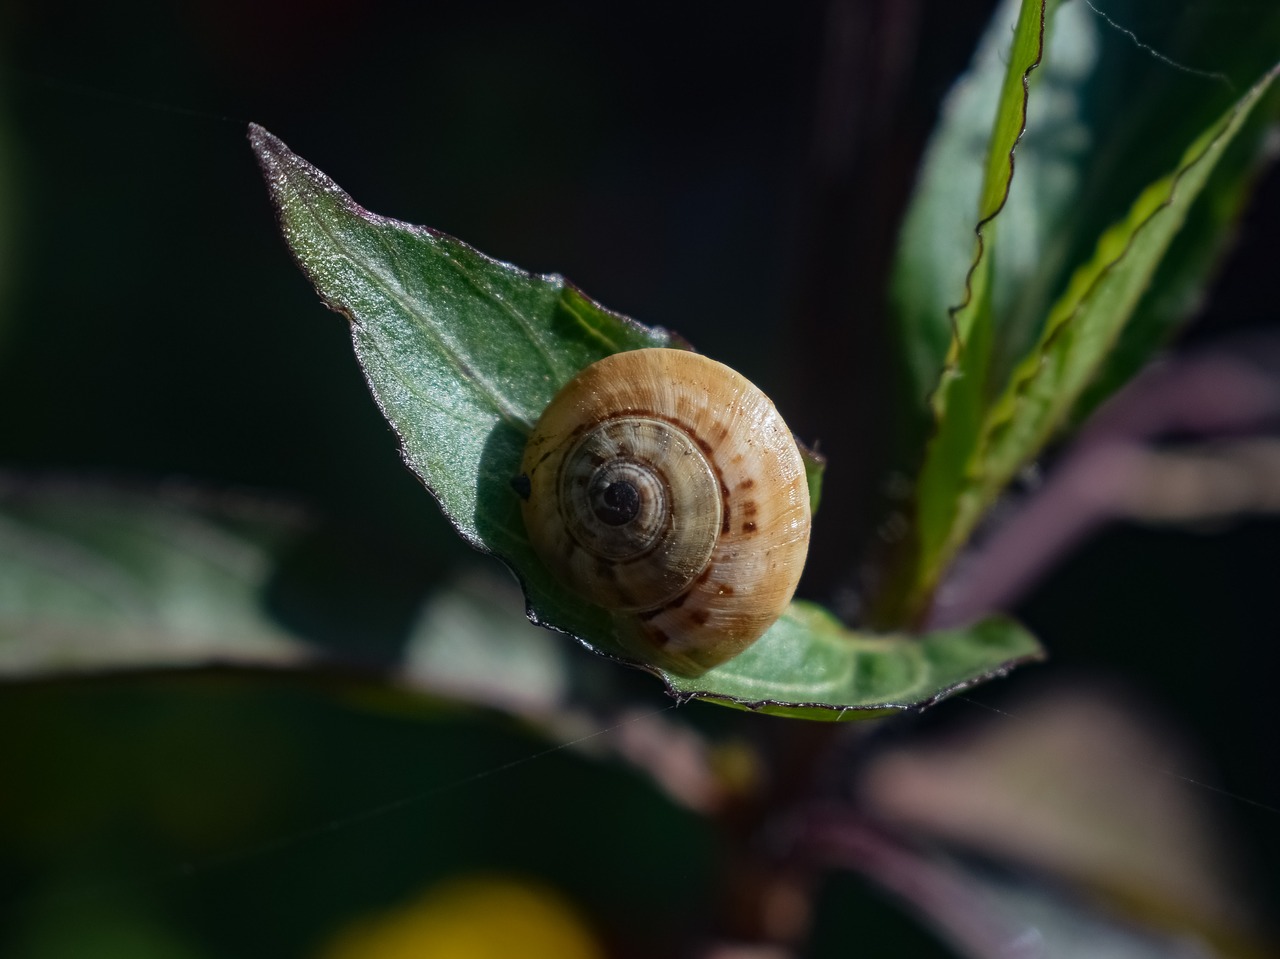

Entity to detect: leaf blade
[877,0,1050,626]
[666,603,1042,721]
[252,125,1040,714]
[975,63,1280,518]
[881,0,1279,625]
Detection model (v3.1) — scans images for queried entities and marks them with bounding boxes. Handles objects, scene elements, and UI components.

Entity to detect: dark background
[0,1,1277,956]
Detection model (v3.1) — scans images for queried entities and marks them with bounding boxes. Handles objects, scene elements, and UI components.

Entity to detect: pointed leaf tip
[250,124,1045,716]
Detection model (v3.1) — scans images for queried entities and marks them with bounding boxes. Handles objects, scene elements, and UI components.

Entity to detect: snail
[515,348,811,676]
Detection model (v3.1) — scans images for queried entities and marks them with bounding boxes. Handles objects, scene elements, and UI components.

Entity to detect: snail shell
[517,348,810,676]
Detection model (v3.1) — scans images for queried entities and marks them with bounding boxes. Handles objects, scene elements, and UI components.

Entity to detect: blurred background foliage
[0,0,1277,955]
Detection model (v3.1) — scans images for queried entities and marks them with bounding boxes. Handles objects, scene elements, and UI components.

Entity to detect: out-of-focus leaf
[0,481,309,674]
[400,568,576,716]
[0,479,1040,721]
[859,686,1269,954]
[914,862,1246,959]
[253,126,1042,717]
[0,480,583,717]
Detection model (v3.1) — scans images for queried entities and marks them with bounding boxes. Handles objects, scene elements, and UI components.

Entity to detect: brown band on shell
[518,347,811,676]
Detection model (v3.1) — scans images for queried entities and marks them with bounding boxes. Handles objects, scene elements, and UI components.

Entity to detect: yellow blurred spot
[709,739,762,798]
[317,875,603,959]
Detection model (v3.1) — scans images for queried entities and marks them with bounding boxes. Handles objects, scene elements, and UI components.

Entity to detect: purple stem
[928,339,1280,627]
[799,807,1040,958]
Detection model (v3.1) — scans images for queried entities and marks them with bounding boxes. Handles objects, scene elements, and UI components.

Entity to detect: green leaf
[0,482,308,675]
[1076,80,1280,419]
[916,0,1049,576]
[876,0,1050,625]
[0,480,1040,721]
[665,603,1041,721]
[252,125,1042,717]
[973,65,1280,533]
[913,0,1056,594]
[879,0,1280,624]
[801,446,826,518]
[253,124,667,662]
[891,0,1052,417]
[0,480,600,716]
[891,0,1280,426]
[1021,1,1280,423]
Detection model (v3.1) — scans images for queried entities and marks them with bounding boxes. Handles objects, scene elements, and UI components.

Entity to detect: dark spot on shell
[742,501,758,517]
[531,448,559,471]
[742,521,757,534]
[510,474,531,500]
[647,628,671,648]
[738,477,756,490]
[716,583,735,596]
[688,608,710,626]
[641,591,690,620]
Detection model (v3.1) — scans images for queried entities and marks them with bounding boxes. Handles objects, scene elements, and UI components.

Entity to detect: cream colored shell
[518,348,810,676]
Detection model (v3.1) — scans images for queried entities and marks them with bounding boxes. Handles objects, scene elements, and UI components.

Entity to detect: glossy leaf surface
[880,0,1279,624]
[976,67,1280,505]
[879,0,1051,624]
[252,125,1042,718]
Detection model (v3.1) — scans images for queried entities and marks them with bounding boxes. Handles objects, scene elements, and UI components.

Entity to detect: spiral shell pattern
[518,348,810,675]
